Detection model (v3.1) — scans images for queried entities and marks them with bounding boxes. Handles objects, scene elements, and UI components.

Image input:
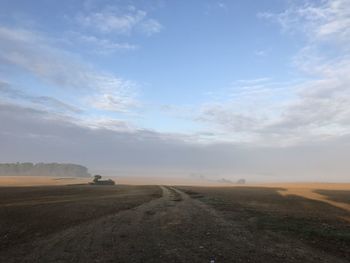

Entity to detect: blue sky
[1,0,350,181]
[0,0,301,133]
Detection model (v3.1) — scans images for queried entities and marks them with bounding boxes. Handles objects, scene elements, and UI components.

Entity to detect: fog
[1,102,349,183]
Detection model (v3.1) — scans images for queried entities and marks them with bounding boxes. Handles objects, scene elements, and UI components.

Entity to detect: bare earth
[0,183,349,263]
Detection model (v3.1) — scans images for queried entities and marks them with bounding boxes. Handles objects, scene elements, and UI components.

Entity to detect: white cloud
[0,25,138,114]
[197,68,350,146]
[235,77,271,85]
[197,63,350,146]
[78,115,136,132]
[254,49,269,57]
[140,18,163,36]
[298,0,350,43]
[197,103,261,143]
[193,0,350,146]
[204,0,228,14]
[259,0,350,45]
[87,80,139,113]
[0,82,82,114]
[71,32,138,53]
[76,6,162,35]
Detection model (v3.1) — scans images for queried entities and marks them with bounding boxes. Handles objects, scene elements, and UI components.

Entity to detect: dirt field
[178,185,350,262]
[0,183,349,262]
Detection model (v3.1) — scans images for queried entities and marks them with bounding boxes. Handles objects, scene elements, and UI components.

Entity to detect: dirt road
[1,186,347,263]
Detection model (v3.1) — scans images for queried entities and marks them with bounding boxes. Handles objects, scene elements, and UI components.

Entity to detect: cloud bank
[1,101,350,181]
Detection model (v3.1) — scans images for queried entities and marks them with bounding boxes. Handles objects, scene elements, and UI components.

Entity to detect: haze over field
[1,0,350,182]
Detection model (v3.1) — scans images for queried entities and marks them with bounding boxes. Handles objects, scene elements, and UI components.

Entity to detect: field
[0,176,90,186]
[0,182,349,262]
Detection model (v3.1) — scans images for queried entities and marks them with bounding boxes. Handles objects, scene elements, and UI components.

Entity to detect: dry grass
[0,176,90,186]
[253,183,350,215]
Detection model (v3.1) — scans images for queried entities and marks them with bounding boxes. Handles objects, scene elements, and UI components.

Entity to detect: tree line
[0,163,91,177]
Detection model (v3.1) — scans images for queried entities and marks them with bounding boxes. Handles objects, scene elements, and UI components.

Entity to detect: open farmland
[178,185,350,262]
[0,183,349,263]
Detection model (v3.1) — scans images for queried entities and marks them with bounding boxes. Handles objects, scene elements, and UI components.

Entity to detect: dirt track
[1,185,347,263]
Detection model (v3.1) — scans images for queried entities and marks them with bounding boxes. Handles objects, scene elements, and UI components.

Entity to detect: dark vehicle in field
[89,175,115,185]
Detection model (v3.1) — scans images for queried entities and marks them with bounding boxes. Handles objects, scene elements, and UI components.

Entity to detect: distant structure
[237,178,246,185]
[90,175,115,185]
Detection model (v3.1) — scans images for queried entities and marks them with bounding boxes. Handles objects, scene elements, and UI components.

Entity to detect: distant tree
[218,178,233,184]
[237,179,246,184]
[0,163,91,177]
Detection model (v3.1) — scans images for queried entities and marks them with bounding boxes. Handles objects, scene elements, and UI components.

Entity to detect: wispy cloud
[139,18,163,36]
[86,79,139,113]
[196,73,350,146]
[195,0,350,146]
[259,0,350,45]
[254,49,270,57]
[204,0,228,14]
[197,103,260,142]
[78,115,137,132]
[0,25,138,114]
[0,82,82,114]
[68,32,138,54]
[76,5,162,35]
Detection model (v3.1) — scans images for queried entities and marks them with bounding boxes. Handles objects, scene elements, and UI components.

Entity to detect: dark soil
[0,185,349,262]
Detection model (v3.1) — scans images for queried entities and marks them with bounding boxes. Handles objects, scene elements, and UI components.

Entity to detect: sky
[1,0,350,182]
